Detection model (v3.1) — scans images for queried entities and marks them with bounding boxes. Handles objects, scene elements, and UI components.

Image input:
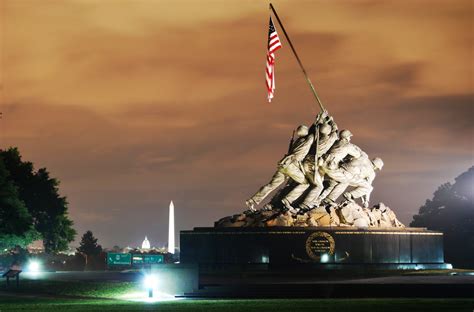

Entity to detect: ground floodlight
[143,274,158,298]
[144,274,158,288]
[28,260,41,272]
[321,253,329,263]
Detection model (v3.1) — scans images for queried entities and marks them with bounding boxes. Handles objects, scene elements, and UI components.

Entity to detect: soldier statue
[245,111,384,214]
[246,112,332,212]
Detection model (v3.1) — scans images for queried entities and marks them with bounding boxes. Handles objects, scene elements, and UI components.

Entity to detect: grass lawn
[0,279,138,299]
[1,297,474,312]
[1,277,473,311]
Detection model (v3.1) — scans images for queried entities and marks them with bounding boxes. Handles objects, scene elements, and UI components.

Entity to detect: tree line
[411,166,474,268]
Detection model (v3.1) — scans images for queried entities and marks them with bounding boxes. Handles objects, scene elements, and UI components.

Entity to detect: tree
[0,147,76,253]
[0,155,39,251]
[77,231,102,256]
[411,166,474,268]
[0,157,31,236]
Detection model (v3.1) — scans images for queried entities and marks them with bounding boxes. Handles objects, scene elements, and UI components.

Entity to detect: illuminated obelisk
[168,200,175,254]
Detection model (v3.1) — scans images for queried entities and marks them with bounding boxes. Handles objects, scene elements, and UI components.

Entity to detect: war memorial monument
[180,110,449,271]
[180,4,450,272]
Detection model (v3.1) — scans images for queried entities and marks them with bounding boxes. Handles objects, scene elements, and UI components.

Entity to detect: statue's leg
[299,174,324,209]
[317,180,337,203]
[327,182,349,202]
[349,183,372,199]
[249,170,286,205]
[284,162,307,184]
[266,181,296,209]
[281,183,310,208]
[299,185,324,209]
[279,164,308,211]
[348,183,373,207]
[317,166,349,204]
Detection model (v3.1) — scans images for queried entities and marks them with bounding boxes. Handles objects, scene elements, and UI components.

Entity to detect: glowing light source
[143,274,158,298]
[141,236,150,250]
[143,274,158,289]
[320,253,329,263]
[28,260,41,272]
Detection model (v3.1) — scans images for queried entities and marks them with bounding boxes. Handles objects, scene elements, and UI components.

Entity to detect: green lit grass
[1,278,473,311]
[0,279,138,298]
[0,297,473,312]
[404,269,474,275]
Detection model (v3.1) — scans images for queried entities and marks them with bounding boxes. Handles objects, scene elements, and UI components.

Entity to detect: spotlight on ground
[28,260,41,272]
[320,253,329,263]
[143,274,158,298]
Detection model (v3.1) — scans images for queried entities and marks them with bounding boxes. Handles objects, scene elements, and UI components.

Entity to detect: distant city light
[141,236,151,250]
[321,254,329,263]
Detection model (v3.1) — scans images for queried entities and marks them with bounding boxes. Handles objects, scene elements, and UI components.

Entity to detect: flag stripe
[269,36,280,44]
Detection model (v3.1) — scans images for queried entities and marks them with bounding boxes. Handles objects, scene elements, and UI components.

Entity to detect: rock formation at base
[215,202,404,228]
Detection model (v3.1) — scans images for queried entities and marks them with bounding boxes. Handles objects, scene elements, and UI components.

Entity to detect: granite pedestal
[180,227,450,270]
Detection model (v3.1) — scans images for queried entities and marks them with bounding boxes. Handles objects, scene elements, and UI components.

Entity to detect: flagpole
[269,3,326,112]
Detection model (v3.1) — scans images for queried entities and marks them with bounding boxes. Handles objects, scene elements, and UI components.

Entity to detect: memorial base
[180,227,450,270]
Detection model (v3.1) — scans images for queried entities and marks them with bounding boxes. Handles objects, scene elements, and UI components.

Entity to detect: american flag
[266,17,282,102]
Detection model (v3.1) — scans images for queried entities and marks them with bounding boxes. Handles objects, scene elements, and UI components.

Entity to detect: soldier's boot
[343,192,355,205]
[281,198,299,214]
[322,197,338,207]
[298,203,312,213]
[262,203,274,211]
[245,198,257,211]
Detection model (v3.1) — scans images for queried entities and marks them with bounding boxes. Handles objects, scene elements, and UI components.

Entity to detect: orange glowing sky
[1,0,472,247]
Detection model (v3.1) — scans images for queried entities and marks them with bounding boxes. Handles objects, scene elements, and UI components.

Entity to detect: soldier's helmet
[320,124,331,135]
[340,129,353,139]
[296,125,309,137]
[372,157,384,170]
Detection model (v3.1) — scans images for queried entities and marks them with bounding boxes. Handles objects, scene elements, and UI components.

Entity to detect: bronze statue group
[246,111,384,214]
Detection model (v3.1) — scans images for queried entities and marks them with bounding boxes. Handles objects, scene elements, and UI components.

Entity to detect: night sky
[1,0,472,248]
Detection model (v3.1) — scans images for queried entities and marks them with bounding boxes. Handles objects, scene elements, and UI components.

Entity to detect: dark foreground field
[1,297,474,312]
[1,274,473,311]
